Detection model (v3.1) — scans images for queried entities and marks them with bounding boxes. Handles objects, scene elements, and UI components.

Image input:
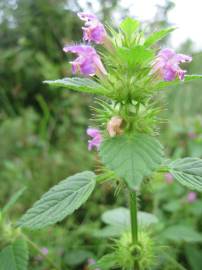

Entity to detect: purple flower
[87,127,102,151]
[164,172,174,184]
[154,48,192,81]
[63,45,107,76]
[187,191,197,203]
[78,12,107,44]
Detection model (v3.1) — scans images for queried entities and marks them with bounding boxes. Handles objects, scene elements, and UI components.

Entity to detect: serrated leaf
[99,133,164,188]
[161,225,202,243]
[44,77,107,95]
[2,187,26,214]
[144,27,176,47]
[18,171,96,229]
[0,238,29,270]
[168,158,202,191]
[120,17,140,36]
[156,75,202,90]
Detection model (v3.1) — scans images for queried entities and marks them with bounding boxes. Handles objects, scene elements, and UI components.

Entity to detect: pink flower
[153,48,192,81]
[187,192,197,203]
[41,247,49,255]
[188,131,197,139]
[164,173,174,184]
[87,127,102,151]
[107,116,123,137]
[87,258,100,270]
[63,45,107,76]
[78,12,107,44]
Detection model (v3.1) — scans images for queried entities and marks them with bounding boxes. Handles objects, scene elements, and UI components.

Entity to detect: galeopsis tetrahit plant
[18,13,202,269]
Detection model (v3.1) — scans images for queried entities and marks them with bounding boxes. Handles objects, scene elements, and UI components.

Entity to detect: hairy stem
[129,190,138,244]
[129,190,139,269]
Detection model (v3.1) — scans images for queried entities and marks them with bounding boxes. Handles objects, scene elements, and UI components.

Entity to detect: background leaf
[0,238,29,270]
[161,225,202,243]
[100,207,158,237]
[44,77,107,95]
[2,187,26,214]
[99,133,164,189]
[144,27,176,47]
[18,171,96,229]
[168,158,202,191]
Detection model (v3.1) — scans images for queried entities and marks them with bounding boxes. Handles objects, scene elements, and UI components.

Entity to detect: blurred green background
[0,0,202,269]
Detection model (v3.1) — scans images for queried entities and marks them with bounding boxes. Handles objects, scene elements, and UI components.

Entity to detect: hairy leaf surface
[18,171,96,229]
[44,77,107,95]
[168,158,202,191]
[99,133,164,188]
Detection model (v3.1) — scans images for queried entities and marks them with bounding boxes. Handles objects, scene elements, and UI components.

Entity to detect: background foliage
[0,0,202,269]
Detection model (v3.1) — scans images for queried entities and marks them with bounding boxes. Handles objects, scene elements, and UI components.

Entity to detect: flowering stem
[129,190,139,270]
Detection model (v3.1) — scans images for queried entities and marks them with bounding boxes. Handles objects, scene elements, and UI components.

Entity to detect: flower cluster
[63,12,192,151]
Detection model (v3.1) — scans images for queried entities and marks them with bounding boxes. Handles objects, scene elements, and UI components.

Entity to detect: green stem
[129,190,138,244]
[129,190,139,270]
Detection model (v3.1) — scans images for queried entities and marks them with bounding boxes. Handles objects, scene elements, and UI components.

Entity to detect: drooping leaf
[144,27,176,47]
[0,238,29,270]
[44,77,107,95]
[161,225,202,243]
[2,187,26,214]
[168,158,202,191]
[120,17,140,36]
[156,75,202,90]
[99,133,164,188]
[18,171,96,229]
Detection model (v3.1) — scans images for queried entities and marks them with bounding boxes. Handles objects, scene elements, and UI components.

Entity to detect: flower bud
[107,116,123,137]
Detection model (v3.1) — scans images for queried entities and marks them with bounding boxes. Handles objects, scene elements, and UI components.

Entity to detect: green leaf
[120,17,140,36]
[99,133,164,188]
[117,46,154,67]
[144,27,176,47]
[156,75,202,90]
[64,250,93,266]
[18,171,96,229]
[101,207,158,233]
[168,158,202,191]
[161,225,202,243]
[90,253,117,270]
[0,238,29,270]
[185,245,202,270]
[44,77,107,95]
[2,187,26,214]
